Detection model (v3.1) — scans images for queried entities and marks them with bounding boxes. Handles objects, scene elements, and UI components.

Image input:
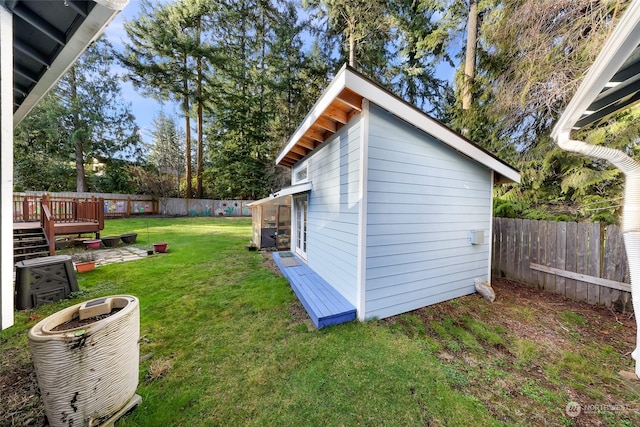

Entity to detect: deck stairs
[14,226,51,263]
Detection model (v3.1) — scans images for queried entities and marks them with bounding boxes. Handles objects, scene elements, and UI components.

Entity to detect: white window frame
[293,194,308,260]
[292,160,309,184]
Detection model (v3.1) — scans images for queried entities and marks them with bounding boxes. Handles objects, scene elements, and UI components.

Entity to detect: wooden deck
[273,252,356,329]
[14,221,101,237]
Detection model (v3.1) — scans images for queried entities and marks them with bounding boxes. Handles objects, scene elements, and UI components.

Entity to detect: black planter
[120,233,138,244]
[101,236,120,248]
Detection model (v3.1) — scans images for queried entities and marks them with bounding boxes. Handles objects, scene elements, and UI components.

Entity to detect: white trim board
[1,6,13,330]
[270,182,312,199]
[356,99,370,320]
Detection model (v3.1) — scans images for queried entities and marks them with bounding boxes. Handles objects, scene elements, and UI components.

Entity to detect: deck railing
[15,194,105,226]
[40,198,55,255]
[13,196,39,222]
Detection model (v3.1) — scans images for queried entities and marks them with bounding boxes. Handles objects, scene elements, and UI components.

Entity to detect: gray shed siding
[305,117,361,305]
[364,104,492,319]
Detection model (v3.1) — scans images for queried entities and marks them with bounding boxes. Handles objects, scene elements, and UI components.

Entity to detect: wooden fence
[13,192,253,221]
[492,218,632,312]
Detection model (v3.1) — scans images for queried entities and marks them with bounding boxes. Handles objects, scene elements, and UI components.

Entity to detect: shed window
[294,162,308,184]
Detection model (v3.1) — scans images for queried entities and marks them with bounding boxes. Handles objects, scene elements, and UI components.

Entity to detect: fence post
[97,198,104,232]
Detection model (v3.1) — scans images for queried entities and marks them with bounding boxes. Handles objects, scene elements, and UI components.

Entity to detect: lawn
[1,217,640,426]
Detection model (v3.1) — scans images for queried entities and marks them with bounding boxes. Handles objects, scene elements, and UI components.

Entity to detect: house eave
[551,1,640,139]
[8,0,127,126]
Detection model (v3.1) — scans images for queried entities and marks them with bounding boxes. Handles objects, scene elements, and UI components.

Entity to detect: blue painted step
[273,252,356,329]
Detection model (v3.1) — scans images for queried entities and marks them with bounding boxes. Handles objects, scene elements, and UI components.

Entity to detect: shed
[273,65,520,324]
[248,195,292,250]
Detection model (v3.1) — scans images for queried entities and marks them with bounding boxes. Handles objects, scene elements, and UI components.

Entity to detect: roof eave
[276,65,520,184]
[276,64,349,166]
[12,1,126,127]
[551,1,640,139]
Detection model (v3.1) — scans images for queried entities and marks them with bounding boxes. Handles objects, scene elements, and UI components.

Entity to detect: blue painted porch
[273,252,356,329]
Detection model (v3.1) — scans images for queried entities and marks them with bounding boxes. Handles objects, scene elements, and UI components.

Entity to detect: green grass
[2,217,639,426]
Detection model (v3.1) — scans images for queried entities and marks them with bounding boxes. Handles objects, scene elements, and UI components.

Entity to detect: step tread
[14,252,51,261]
[14,238,47,244]
[14,233,46,238]
[14,245,49,252]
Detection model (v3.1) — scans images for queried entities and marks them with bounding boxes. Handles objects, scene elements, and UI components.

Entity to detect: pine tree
[15,37,141,192]
[304,0,391,77]
[387,0,450,113]
[119,0,215,198]
[148,113,187,196]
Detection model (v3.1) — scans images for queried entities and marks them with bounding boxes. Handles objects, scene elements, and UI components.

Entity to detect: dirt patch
[386,278,640,425]
[0,348,45,426]
[261,251,283,277]
[492,278,635,350]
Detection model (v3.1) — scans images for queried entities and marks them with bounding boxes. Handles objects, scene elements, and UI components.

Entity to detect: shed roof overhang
[551,0,640,138]
[276,65,520,184]
[1,0,128,127]
[247,182,312,207]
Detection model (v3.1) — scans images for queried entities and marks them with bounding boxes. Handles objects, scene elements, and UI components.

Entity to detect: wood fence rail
[491,218,632,312]
[13,194,155,222]
[13,192,253,220]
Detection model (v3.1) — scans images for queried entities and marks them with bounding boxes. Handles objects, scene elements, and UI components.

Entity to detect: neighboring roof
[276,64,520,184]
[1,0,128,126]
[552,0,640,137]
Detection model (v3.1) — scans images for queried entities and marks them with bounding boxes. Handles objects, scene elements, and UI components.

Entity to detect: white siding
[305,118,361,305]
[364,104,492,319]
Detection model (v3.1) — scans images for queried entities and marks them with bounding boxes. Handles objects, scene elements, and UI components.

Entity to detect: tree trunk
[70,67,86,192]
[183,53,192,199]
[462,0,478,111]
[348,21,356,68]
[196,16,203,199]
[74,137,85,192]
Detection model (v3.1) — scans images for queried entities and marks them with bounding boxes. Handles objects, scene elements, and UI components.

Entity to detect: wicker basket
[28,296,140,427]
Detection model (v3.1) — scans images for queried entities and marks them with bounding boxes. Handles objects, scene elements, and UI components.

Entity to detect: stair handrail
[40,195,55,255]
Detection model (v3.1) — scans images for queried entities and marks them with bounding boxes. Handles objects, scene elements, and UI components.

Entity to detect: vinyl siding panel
[364,103,492,319]
[305,118,361,305]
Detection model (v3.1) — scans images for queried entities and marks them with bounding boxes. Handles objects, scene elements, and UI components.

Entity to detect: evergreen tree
[119,0,216,198]
[304,0,392,79]
[205,0,278,199]
[14,37,141,192]
[387,0,450,113]
[148,113,187,197]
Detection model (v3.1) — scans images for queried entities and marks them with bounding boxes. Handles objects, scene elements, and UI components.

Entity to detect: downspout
[557,130,640,377]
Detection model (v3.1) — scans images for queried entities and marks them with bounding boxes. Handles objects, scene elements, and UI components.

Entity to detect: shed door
[294,195,308,260]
